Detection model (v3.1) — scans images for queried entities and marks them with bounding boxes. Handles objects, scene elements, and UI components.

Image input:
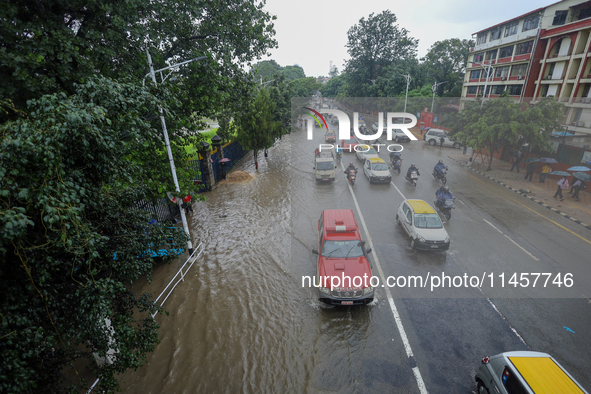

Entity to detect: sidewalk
[405,126,591,230]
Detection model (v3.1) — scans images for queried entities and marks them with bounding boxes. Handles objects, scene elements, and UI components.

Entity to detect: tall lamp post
[431,81,447,113]
[145,50,206,254]
[469,61,494,110]
[400,74,412,115]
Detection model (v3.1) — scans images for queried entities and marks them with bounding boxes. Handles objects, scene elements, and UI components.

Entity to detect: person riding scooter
[435,185,454,210]
[406,163,420,178]
[390,151,402,164]
[434,160,447,176]
[345,162,357,175]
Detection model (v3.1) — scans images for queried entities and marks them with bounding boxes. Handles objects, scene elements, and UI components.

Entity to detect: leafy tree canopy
[422,38,474,96]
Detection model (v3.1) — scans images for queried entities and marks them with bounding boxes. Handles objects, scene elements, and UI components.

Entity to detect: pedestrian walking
[182,195,193,214]
[572,179,586,201]
[553,176,569,201]
[568,175,579,194]
[510,150,523,172]
[524,162,536,182]
[439,135,445,148]
[420,125,425,135]
[462,144,467,155]
[539,163,551,182]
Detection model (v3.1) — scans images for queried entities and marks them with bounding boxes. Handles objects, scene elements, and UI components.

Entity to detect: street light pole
[145,50,206,255]
[469,61,494,110]
[400,74,412,114]
[431,81,447,113]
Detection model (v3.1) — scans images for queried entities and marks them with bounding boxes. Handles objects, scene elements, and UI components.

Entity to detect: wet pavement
[118,123,591,393]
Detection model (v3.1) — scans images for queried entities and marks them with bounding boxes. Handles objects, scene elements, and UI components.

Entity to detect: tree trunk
[487,143,494,171]
[254,150,258,170]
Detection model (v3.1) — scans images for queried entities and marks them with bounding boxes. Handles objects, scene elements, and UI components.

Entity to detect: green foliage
[422,39,474,96]
[344,10,418,97]
[281,65,306,80]
[448,98,562,170]
[0,78,195,393]
[235,89,281,164]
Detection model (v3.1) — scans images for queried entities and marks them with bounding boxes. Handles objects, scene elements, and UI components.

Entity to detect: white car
[355,144,379,162]
[363,158,391,184]
[424,128,462,149]
[396,199,450,250]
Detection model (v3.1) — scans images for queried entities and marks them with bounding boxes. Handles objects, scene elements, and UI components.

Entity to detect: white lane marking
[482,219,539,261]
[476,287,528,346]
[390,178,406,199]
[343,166,428,394]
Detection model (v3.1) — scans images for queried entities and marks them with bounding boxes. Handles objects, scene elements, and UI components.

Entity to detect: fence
[187,140,249,190]
[134,197,180,223]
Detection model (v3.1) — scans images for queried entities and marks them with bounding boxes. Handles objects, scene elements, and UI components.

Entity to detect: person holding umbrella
[553,175,570,201]
[524,159,538,182]
[571,171,591,201]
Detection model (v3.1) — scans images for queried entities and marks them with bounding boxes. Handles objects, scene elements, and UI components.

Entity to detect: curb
[448,156,591,231]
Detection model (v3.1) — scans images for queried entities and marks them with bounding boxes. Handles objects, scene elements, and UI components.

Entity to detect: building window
[478,85,491,96]
[547,62,556,78]
[510,63,528,76]
[470,70,481,79]
[490,28,502,41]
[473,52,484,62]
[492,85,506,94]
[495,66,510,78]
[552,10,568,25]
[522,15,540,32]
[515,40,534,55]
[477,33,487,45]
[541,85,549,97]
[499,46,514,58]
[578,8,591,21]
[508,85,523,96]
[486,49,497,61]
[467,86,478,95]
[505,21,519,37]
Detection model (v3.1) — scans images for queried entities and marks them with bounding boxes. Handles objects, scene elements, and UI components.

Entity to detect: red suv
[312,209,374,305]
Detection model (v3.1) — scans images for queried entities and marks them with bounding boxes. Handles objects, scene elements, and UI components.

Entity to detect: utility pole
[400,74,412,114]
[469,61,494,110]
[145,50,206,254]
[431,81,447,113]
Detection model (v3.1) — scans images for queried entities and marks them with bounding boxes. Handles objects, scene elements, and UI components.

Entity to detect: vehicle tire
[412,180,417,187]
[351,179,355,186]
[429,139,436,146]
[410,238,416,249]
[442,176,447,185]
[395,137,399,143]
[396,215,400,225]
[396,167,401,175]
[453,142,461,149]
[445,210,451,221]
[476,381,489,394]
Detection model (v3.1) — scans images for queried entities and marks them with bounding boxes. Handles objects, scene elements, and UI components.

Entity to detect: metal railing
[86,241,205,393]
[151,241,205,318]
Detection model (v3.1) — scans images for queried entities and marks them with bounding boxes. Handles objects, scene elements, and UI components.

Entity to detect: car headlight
[319,287,331,295]
[363,286,373,295]
[444,236,450,243]
[418,236,426,243]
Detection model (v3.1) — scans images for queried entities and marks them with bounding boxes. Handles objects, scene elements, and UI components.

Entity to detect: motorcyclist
[389,151,402,164]
[435,185,454,210]
[344,162,357,176]
[433,160,447,176]
[406,163,420,178]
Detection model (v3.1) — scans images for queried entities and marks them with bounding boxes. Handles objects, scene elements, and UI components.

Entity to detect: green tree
[235,89,281,168]
[0,78,194,393]
[344,10,419,97]
[321,74,348,97]
[281,65,306,80]
[422,39,474,96]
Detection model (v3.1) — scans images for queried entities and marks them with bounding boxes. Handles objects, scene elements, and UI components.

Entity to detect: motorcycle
[405,171,418,187]
[434,198,455,220]
[346,169,357,186]
[390,157,402,175]
[432,167,448,185]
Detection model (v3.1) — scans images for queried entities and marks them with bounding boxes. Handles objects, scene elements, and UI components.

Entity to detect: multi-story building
[462,0,591,142]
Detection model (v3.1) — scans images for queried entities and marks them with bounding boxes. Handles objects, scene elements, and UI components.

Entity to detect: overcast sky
[260,0,548,77]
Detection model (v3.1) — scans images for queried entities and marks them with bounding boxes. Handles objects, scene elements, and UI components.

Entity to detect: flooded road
[119,121,591,393]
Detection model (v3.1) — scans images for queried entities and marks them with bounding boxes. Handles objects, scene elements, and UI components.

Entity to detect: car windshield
[345,138,356,144]
[360,147,376,155]
[327,132,335,136]
[414,213,443,229]
[372,163,388,171]
[316,161,334,170]
[321,240,363,258]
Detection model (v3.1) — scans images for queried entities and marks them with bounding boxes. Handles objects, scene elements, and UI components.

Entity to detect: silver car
[396,199,450,250]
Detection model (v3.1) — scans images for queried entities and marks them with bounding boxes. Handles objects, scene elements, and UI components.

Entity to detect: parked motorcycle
[432,167,448,185]
[347,169,357,186]
[434,198,455,220]
[405,171,418,187]
[390,157,402,175]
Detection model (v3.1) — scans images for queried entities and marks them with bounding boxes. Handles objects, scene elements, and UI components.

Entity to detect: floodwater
[119,128,414,393]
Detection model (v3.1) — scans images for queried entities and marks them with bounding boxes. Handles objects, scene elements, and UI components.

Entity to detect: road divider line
[345,172,427,394]
[483,219,539,261]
